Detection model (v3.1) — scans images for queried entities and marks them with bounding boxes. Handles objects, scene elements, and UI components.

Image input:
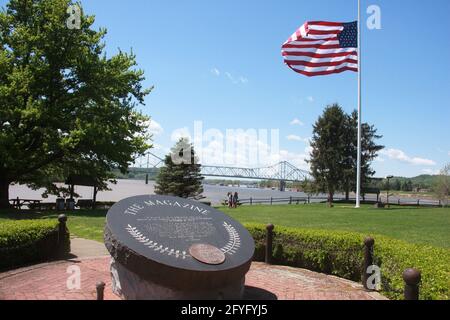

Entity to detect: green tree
[154,138,204,199]
[0,0,152,208]
[401,180,413,192]
[308,104,347,207]
[433,163,450,207]
[342,111,384,200]
[392,179,401,191]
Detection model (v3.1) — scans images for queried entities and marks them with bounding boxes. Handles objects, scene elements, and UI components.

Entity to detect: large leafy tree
[155,138,204,199]
[0,0,152,208]
[308,104,347,206]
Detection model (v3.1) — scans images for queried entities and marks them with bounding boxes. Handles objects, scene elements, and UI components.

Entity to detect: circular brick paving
[0,257,387,300]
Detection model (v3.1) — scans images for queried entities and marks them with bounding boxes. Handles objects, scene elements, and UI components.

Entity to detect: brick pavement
[0,257,387,300]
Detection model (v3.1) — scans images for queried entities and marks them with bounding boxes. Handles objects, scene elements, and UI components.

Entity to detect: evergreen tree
[155,138,204,199]
[393,179,401,191]
[308,104,347,207]
[342,111,384,200]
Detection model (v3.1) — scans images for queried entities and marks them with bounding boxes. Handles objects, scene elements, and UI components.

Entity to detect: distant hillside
[113,167,159,180]
[370,174,441,191]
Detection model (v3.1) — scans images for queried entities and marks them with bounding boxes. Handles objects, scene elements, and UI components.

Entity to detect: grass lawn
[1,204,449,248]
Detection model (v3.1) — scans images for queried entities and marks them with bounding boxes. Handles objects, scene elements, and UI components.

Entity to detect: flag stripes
[282,21,358,77]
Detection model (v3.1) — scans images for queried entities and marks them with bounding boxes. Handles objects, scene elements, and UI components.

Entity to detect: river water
[10,180,317,206]
[9,179,437,206]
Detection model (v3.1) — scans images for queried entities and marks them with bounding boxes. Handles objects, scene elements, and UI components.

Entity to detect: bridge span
[142,153,311,191]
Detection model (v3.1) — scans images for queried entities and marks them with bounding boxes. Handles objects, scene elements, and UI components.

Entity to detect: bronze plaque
[189,244,226,265]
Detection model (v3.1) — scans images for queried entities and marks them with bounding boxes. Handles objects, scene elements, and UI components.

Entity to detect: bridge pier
[279,180,286,192]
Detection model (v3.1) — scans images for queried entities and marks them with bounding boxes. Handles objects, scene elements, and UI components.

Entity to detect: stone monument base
[110,258,245,300]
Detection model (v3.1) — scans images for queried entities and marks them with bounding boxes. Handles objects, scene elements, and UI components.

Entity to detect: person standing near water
[227,192,233,208]
[233,192,239,208]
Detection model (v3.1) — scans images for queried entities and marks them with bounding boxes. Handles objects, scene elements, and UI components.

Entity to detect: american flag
[282,21,358,77]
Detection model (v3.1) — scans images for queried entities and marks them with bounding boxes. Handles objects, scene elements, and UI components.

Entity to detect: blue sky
[3,0,450,177]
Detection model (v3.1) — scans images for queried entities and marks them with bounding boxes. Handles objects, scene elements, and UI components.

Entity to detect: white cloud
[307,96,314,102]
[422,168,440,175]
[147,120,164,136]
[239,76,248,84]
[290,118,304,126]
[380,148,436,166]
[224,72,248,84]
[276,147,311,171]
[286,135,309,143]
[171,127,191,142]
[211,68,220,76]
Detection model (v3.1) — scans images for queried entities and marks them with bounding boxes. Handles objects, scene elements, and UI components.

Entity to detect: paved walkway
[69,237,109,258]
[0,257,387,300]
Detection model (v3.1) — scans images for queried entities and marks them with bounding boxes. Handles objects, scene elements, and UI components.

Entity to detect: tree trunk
[328,192,334,208]
[345,183,350,201]
[0,179,11,209]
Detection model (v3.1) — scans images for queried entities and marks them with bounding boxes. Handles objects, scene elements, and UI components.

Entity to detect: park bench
[76,199,94,209]
[9,198,42,210]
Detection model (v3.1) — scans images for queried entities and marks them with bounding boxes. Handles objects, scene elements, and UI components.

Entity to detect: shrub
[0,220,70,270]
[244,224,450,300]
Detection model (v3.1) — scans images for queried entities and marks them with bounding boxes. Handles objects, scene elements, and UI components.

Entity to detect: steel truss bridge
[141,152,311,191]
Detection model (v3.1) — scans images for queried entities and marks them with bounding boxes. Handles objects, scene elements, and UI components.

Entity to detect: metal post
[58,214,68,255]
[96,282,106,300]
[265,224,274,264]
[92,186,97,210]
[356,0,362,208]
[363,237,375,290]
[403,269,421,300]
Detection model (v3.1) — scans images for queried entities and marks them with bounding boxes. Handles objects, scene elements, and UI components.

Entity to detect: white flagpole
[356,0,362,208]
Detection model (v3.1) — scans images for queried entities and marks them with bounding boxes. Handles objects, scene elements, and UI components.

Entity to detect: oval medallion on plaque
[189,244,226,265]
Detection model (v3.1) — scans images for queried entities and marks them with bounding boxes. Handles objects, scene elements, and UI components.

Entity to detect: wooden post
[403,269,421,300]
[265,224,274,264]
[363,237,375,290]
[58,214,68,256]
[289,196,292,205]
[250,197,253,206]
[96,282,106,300]
[270,197,273,205]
